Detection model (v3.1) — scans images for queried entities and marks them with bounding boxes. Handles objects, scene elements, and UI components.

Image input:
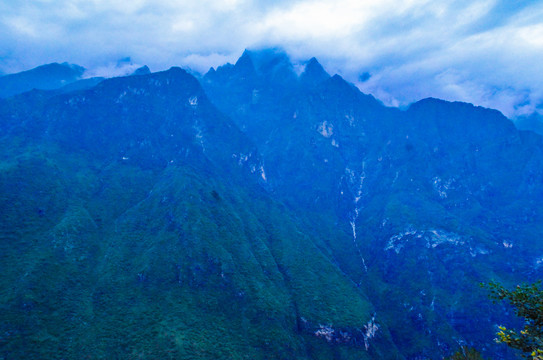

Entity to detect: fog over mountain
[1,0,543,117]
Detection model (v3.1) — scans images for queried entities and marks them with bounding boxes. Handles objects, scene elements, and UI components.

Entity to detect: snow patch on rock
[386,228,467,253]
[188,96,198,106]
[318,121,333,138]
[232,153,250,166]
[314,324,334,342]
[345,114,355,126]
[346,164,368,275]
[432,176,455,199]
[363,315,379,351]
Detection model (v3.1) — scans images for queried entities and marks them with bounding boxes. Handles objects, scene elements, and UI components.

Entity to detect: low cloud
[82,58,145,79]
[0,0,542,117]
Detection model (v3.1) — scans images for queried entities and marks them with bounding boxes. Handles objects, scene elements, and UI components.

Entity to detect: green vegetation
[486,281,543,359]
[0,68,403,359]
[0,141,389,359]
[4,53,543,359]
[445,346,486,360]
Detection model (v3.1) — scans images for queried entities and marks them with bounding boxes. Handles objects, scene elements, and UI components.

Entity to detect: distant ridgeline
[0,49,541,360]
[0,62,151,98]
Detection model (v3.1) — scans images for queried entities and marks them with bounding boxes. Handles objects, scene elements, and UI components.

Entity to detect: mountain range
[1,49,541,359]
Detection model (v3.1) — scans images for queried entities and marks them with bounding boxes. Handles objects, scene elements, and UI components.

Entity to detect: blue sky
[1,0,542,117]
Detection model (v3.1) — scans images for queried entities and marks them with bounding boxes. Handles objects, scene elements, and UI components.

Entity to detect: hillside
[1,52,542,359]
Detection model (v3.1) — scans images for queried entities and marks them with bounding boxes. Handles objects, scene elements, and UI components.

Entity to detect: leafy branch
[484,281,543,359]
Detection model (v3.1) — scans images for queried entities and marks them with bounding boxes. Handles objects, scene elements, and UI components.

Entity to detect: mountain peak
[300,57,330,86]
[240,48,252,58]
[408,97,486,115]
[308,57,322,68]
[132,65,151,76]
[92,66,201,100]
[24,62,85,77]
[234,50,257,76]
[166,66,184,74]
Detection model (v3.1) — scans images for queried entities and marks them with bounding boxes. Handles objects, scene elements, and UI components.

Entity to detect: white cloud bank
[0,0,542,117]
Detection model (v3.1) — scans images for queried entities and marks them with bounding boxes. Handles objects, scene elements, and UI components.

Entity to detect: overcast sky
[1,0,542,117]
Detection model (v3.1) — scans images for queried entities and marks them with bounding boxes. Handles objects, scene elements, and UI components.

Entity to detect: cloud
[82,58,146,78]
[350,2,543,116]
[0,0,542,117]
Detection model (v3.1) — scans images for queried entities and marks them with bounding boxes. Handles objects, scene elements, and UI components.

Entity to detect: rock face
[201,50,543,359]
[1,50,542,359]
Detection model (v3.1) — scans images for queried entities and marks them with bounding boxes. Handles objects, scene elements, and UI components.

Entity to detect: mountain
[132,65,151,76]
[0,63,152,98]
[300,57,330,86]
[59,65,152,94]
[0,67,401,359]
[0,62,85,98]
[57,76,106,93]
[2,50,543,359]
[201,50,543,359]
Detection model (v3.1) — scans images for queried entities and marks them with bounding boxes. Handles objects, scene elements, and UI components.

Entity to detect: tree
[485,281,543,359]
